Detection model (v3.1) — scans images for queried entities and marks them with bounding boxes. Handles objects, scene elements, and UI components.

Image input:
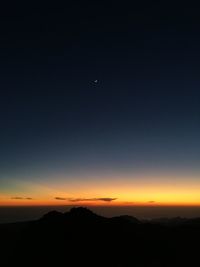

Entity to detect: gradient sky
[0,1,200,207]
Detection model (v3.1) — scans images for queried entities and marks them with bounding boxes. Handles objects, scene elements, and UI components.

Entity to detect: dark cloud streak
[55,197,67,200]
[54,197,117,202]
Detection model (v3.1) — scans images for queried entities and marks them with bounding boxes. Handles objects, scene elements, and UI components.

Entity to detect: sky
[0,1,200,209]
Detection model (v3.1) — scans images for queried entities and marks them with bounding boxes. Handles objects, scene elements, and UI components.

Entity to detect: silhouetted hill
[1,207,200,267]
[64,206,105,222]
[110,214,141,224]
[150,216,188,225]
[149,216,200,227]
[40,207,104,221]
[40,210,64,221]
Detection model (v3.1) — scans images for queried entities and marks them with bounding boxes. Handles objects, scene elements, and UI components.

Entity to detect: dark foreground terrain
[1,207,200,267]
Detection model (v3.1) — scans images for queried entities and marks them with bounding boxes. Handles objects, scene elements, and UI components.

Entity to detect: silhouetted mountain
[67,206,99,217]
[64,206,105,221]
[150,216,200,227]
[40,210,64,221]
[110,214,141,224]
[150,216,188,225]
[1,207,200,267]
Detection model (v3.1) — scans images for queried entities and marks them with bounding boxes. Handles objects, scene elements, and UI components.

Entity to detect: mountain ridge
[1,207,200,266]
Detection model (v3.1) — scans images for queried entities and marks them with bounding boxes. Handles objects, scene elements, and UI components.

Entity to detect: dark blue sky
[0,1,200,205]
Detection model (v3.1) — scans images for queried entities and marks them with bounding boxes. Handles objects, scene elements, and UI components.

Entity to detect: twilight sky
[0,1,200,206]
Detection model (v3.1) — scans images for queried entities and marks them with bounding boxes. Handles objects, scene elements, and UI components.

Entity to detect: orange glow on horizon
[2,197,200,207]
[1,172,200,206]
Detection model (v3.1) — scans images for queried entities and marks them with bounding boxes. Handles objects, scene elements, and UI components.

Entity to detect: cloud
[148,201,155,203]
[54,197,117,202]
[11,197,33,200]
[54,197,67,200]
[68,197,117,202]
[96,198,117,202]
[68,198,92,202]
